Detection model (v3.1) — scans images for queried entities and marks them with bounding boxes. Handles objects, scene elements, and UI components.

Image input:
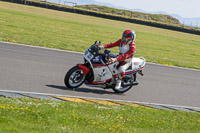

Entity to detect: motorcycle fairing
[83,46,145,85]
[77,64,90,75]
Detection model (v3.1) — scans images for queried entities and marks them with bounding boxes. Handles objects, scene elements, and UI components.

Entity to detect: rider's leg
[115,73,123,90]
[115,61,132,90]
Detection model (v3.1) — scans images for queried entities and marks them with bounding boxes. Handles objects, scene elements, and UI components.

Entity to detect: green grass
[0,1,200,69]
[0,97,200,133]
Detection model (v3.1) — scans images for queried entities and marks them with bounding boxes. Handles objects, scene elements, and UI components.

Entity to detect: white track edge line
[0,41,83,54]
[0,89,200,110]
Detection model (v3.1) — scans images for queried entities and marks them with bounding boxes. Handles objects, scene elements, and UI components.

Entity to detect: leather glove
[107,58,117,64]
[98,45,105,50]
[94,41,105,50]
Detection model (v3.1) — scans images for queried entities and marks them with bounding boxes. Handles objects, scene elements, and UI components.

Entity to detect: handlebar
[86,44,116,63]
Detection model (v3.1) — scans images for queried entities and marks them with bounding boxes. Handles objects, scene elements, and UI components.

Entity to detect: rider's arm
[117,43,136,62]
[103,39,121,48]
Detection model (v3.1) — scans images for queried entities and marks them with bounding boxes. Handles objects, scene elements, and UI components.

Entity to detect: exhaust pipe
[122,81,138,87]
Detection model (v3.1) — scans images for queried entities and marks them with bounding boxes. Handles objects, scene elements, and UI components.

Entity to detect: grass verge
[0,1,200,69]
[0,97,200,133]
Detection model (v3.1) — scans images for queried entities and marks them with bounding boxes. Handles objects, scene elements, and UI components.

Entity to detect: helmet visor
[122,36,132,44]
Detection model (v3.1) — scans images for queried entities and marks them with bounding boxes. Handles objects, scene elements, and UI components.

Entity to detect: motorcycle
[64,42,146,93]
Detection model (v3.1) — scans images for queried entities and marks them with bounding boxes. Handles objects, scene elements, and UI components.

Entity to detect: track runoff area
[0,89,200,113]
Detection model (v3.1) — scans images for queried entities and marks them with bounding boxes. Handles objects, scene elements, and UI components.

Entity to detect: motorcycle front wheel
[64,66,85,88]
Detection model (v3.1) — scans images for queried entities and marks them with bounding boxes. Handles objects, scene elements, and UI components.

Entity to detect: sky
[48,0,200,27]
[94,0,200,18]
[49,0,200,18]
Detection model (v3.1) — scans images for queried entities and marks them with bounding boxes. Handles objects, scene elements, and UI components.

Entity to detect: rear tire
[64,66,85,88]
[113,74,136,93]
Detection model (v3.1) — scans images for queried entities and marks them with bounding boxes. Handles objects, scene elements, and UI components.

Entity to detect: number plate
[84,50,94,60]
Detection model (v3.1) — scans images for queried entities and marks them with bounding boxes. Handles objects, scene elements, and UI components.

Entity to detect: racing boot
[115,79,122,90]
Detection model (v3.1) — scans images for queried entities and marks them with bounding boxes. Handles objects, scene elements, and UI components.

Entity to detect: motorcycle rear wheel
[64,66,85,88]
[112,74,136,93]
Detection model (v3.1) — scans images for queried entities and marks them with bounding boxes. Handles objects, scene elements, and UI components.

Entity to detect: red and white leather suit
[103,39,136,77]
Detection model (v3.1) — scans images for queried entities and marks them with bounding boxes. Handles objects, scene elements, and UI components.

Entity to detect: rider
[98,29,136,90]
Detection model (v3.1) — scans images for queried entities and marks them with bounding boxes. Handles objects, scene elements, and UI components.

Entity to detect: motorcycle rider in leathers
[98,30,136,90]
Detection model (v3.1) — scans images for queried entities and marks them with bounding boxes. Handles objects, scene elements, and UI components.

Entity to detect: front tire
[64,66,85,88]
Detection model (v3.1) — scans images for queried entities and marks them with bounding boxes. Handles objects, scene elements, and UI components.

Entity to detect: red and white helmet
[121,30,136,45]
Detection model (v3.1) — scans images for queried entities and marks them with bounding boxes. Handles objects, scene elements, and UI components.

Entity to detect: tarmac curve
[0,41,200,107]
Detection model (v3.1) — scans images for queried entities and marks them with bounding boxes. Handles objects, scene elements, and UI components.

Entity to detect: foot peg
[138,70,144,76]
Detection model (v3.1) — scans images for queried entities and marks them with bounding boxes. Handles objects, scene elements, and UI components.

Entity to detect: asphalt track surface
[1,42,200,107]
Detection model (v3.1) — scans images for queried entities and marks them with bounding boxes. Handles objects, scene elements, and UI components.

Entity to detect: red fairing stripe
[113,74,118,78]
[125,66,144,75]
[121,73,125,77]
[77,64,89,75]
[93,64,106,68]
[125,70,136,75]
[112,66,145,77]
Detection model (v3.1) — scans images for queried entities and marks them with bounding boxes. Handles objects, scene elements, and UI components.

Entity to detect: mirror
[104,49,111,54]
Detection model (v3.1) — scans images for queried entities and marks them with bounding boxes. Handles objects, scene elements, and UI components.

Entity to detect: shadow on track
[46,85,122,95]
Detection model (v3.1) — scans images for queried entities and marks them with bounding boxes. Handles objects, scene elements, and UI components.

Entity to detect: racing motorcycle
[64,42,146,93]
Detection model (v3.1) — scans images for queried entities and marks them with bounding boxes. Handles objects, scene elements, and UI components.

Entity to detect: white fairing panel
[92,62,119,82]
[131,57,146,70]
[91,57,145,82]
[93,66,112,82]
